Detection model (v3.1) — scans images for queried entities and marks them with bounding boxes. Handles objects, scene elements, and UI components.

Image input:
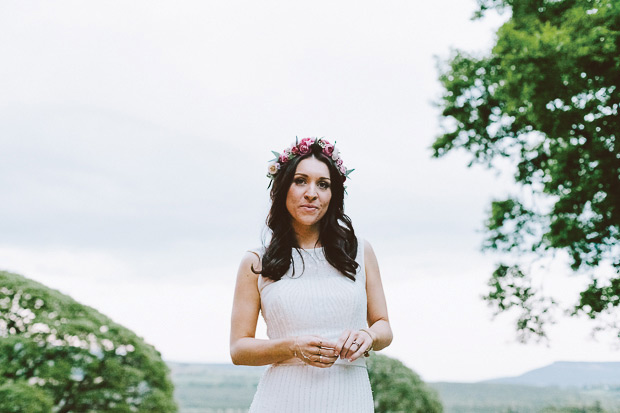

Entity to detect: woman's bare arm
[335,240,393,361]
[229,252,338,366]
[364,239,393,351]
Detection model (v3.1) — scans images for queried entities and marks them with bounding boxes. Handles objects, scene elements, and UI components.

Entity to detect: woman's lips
[300,205,318,212]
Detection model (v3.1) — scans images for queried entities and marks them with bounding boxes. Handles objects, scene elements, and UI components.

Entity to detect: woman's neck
[291,222,321,249]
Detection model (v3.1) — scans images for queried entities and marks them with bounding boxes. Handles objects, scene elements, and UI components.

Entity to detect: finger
[318,346,339,358]
[313,353,338,363]
[348,340,370,362]
[318,340,338,350]
[340,333,360,359]
[342,334,364,360]
[308,336,325,347]
[309,337,338,353]
[334,330,352,355]
[308,353,337,368]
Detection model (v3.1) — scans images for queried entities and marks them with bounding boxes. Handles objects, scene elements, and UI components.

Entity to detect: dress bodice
[257,241,367,346]
[248,240,374,412]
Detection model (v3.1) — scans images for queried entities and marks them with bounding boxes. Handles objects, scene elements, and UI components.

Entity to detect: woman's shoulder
[354,236,371,254]
[246,245,265,258]
[353,236,375,262]
[360,239,379,269]
[361,238,373,251]
[240,247,264,273]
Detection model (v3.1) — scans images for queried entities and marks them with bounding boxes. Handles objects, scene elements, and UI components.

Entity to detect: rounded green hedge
[0,270,177,412]
[367,353,443,413]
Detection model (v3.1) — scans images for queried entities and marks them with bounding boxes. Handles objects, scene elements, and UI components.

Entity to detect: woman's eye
[294,178,306,185]
[318,182,330,189]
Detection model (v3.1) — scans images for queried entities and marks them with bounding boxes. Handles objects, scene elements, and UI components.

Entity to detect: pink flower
[279,153,289,163]
[297,142,311,154]
[336,158,343,167]
[290,145,299,155]
[322,143,334,157]
[339,164,347,175]
[296,137,314,154]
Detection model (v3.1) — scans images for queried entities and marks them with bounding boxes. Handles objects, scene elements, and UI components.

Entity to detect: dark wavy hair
[256,143,359,281]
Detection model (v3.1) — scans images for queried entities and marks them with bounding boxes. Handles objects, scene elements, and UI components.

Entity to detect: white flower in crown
[267,161,280,177]
[331,147,340,161]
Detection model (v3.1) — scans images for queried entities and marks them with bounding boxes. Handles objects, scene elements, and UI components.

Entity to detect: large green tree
[0,270,177,412]
[434,0,619,341]
[367,353,443,413]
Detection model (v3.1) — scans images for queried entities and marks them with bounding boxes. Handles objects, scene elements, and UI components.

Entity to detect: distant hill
[168,362,264,413]
[166,361,620,413]
[430,382,620,413]
[483,361,620,387]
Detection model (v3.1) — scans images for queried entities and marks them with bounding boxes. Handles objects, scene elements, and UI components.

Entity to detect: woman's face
[286,156,332,230]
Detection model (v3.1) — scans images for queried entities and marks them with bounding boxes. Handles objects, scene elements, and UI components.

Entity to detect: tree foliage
[542,401,606,412]
[0,270,177,412]
[0,381,54,413]
[434,0,620,340]
[367,353,443,413]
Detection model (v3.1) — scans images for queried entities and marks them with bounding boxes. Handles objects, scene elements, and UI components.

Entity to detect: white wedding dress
[248,240,374,412]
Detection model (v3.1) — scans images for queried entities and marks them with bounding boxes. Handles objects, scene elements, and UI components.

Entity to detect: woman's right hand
[293,335,339,368]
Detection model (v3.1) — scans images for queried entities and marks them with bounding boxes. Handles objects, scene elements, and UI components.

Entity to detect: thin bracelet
[294,337,310,363]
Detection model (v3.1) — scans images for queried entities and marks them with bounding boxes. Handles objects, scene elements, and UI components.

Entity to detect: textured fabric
[248,240,374,413]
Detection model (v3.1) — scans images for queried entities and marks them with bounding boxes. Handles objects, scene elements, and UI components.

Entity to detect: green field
[430,382,620,413]
[168,362,620,413]
[169,363,265,412]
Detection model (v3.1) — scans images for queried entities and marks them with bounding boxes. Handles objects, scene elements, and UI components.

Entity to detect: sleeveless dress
[248,240,374,413]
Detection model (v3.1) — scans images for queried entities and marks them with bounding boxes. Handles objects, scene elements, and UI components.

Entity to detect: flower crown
[267,137,354,182]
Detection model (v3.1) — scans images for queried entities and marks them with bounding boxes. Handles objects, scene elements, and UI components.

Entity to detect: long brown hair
[256,144,358,281]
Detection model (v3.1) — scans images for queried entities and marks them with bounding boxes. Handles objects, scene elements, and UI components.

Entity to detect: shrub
[367,353,443,413]
[0,270,177,412]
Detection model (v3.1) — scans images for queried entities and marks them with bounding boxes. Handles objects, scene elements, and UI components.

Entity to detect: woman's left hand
[335,329,372,362]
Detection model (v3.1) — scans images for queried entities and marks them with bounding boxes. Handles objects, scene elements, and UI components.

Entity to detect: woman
[230,137,392,412]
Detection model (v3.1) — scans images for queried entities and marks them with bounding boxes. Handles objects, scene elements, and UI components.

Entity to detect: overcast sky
[1,0,618,382]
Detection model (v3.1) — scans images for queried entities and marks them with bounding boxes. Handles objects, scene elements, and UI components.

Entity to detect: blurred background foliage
[367,353,443,413]
[0,270,177,412]
[434,0,620,341]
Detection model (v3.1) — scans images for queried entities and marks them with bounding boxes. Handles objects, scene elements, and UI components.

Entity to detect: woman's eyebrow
[295,173,330,181]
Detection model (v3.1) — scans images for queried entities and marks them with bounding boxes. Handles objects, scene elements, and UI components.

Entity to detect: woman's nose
[304,184,317,199]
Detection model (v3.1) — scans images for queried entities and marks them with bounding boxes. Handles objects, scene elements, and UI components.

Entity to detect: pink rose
[290,145,299,155]
[322,143,334,157]
[297,138,314,154]
[298,142,311,155]
[279,153,289,163]
[336,158,343,167]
